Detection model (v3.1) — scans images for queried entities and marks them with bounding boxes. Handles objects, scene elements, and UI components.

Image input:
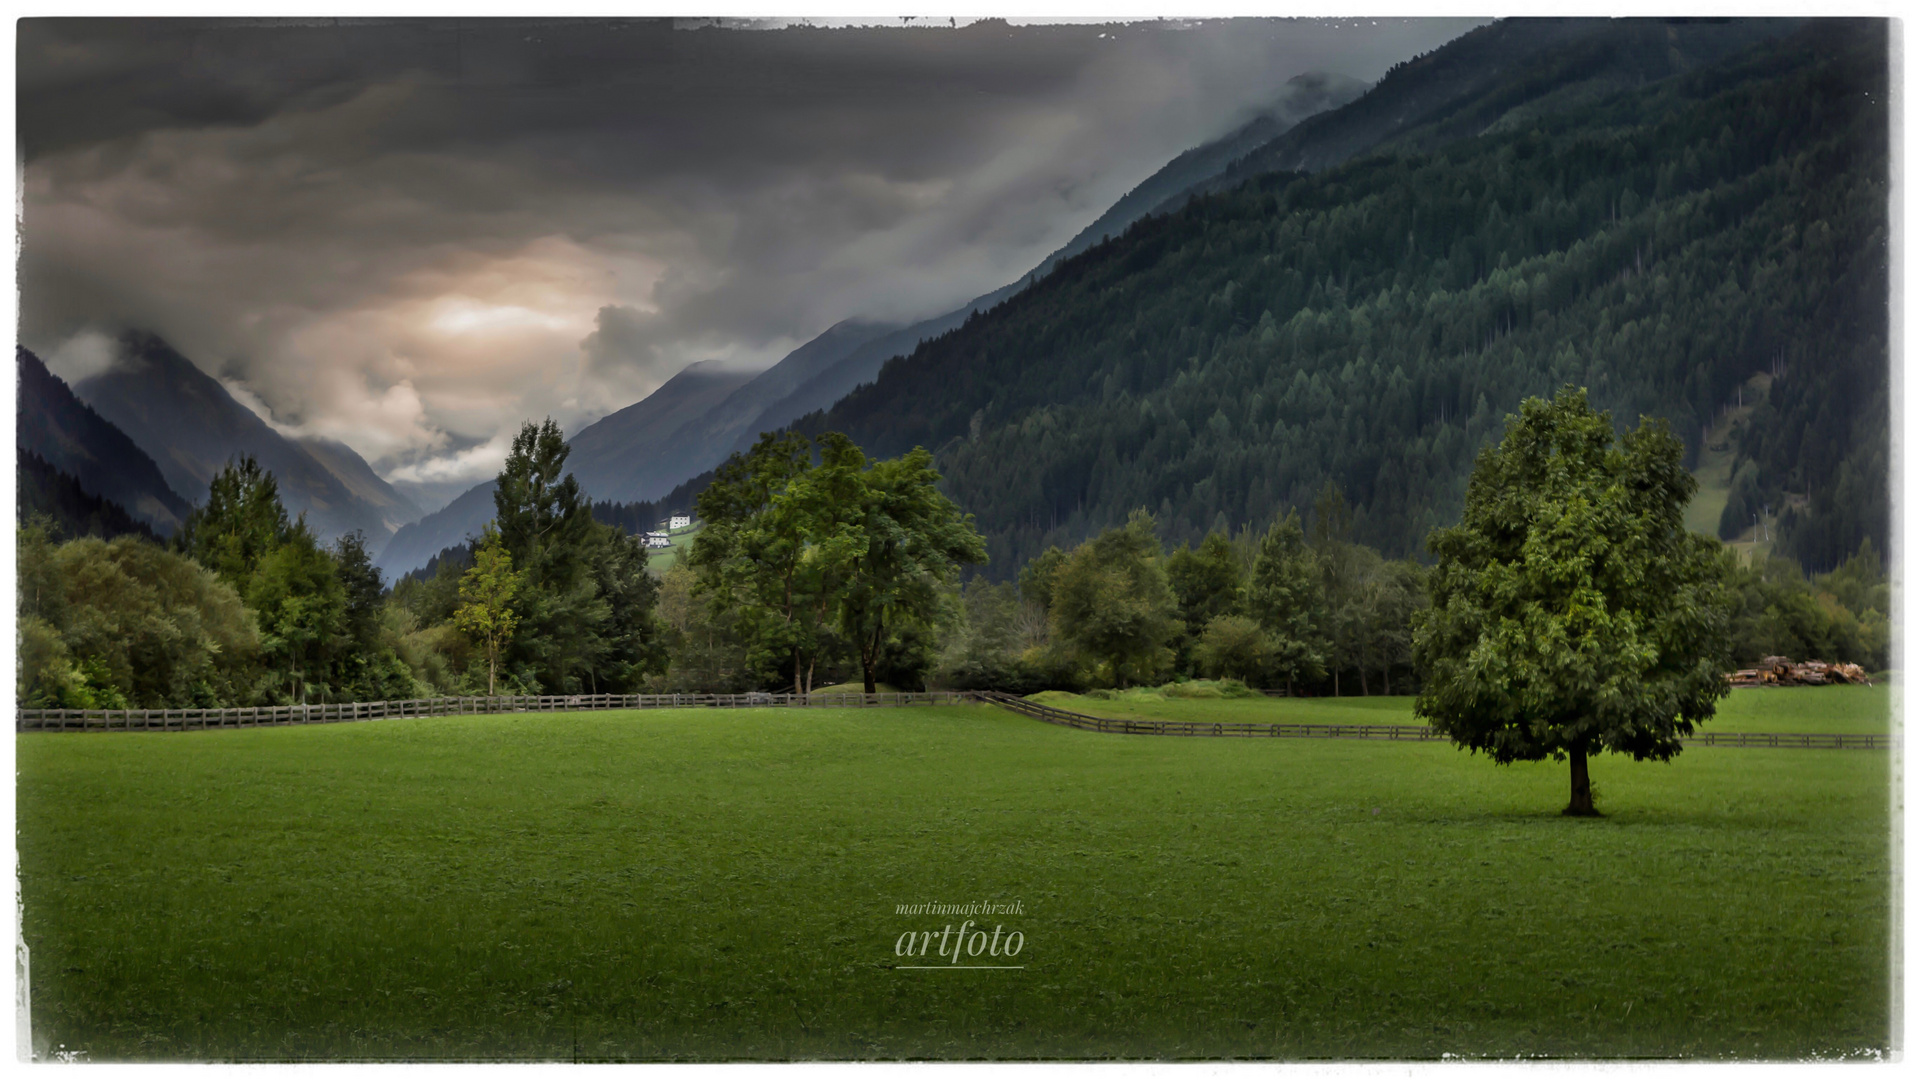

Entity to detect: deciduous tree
[818,433,987,693]
[1245,509,1326,693]
[691,431,837,694]
[1049,510,1178,687]
[454,526,524,696]
[1413,388,1732,816]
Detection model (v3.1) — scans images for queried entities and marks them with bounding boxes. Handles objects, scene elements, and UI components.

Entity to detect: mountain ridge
[71,332,422,544]
[16,345,193,535]
[724,70,1377,462]
[798,19,1883,576]
[376,70,1376,572]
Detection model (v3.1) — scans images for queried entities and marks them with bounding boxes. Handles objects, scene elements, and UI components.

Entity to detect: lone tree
[1412,388,1732,816]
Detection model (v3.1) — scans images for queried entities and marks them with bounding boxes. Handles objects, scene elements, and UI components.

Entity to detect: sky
[19,16,1486,506]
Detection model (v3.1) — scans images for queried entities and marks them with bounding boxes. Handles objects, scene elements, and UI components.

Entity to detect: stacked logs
[1726,656,1872,687]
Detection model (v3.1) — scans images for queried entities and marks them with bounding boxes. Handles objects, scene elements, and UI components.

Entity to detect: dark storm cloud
[19,17,1486,485]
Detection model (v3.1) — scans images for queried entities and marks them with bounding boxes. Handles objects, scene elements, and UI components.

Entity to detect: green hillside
[644,521,702,572]
[806,21,1886,577]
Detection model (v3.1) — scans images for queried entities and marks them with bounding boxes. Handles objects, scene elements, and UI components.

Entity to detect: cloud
[43,327,120,384]
[385,432,515,488]
[580,305,671,383]
[18,17,1488,493]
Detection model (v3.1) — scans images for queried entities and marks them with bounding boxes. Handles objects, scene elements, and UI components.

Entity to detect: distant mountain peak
[69,331,423,543]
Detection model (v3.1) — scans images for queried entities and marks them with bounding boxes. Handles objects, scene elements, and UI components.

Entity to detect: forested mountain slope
[16,449,162,542]
[17,347,193,535]
[74,332,422,544]
[804,21,1886,577]
[758,21,1797,483]
[565,359,761,502]
[1185,18,1794,202]
[373,71,1371,568]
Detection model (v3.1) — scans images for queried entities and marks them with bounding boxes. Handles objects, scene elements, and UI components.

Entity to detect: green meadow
[1034,684,1893,736]
[17,690,1891,1061]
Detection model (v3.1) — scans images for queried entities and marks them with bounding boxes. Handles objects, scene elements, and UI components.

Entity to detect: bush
[1158,678,1257,700]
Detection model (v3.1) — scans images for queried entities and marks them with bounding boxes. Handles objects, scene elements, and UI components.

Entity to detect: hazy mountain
[16,345,193,534]
[387,475,479,519]
[295,434,424,532]
[564,359,772,503]
[1173,17,1797,207]
[1034,71,1371,278]
[366,73,1374,567]
[727,71,1374,461]
[374,479,498,579]
[72,332,421,544]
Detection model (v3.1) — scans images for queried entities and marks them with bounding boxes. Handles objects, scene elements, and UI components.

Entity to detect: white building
[642,531,672,549]
[669,514,692,530]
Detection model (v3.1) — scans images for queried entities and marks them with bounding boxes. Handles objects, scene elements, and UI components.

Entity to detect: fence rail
[970,692,1892,749]
[14,691,972,733]
[15,691,1894,749]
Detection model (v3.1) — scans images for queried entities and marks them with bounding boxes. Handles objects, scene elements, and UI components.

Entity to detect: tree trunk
[1565,747,1598,816]
[794,651,804,697]
[1359,666,1369,696]
[1333,668,1341,697]
[1381,663,1391,696]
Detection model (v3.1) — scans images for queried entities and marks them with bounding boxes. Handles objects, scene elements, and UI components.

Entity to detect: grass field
[1033,685,1894,736]
[17,693,1891,1061]
[644,522,702,571]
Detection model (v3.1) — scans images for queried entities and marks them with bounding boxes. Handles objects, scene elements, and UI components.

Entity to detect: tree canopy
[1048,510,1180,687]
[1412,387,1733,815]
[490,418,664,694]
[454,526,524,696]
[692,431,984,693]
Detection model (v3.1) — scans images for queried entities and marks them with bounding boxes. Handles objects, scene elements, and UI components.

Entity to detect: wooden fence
[15,690,1893,749]
[14,691,973,733]
[970,692,1892,749]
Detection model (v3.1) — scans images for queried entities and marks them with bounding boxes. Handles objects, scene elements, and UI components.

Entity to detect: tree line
[18,420,664,709]
[16,413,1887,710]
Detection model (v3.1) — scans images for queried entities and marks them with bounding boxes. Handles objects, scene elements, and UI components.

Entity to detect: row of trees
[937,483,1428,696]
[15,411,1887,710]
[19,457,414,709]
[18,420,666,708]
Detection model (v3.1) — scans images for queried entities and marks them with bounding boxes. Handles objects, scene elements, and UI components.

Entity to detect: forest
[803,21,1887,577]
[17,427,1887,709]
